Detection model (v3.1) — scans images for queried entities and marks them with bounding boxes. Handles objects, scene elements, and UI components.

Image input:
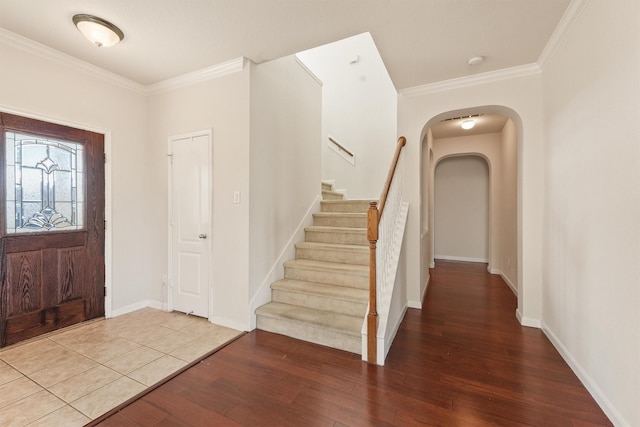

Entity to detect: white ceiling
[0,0,570,89]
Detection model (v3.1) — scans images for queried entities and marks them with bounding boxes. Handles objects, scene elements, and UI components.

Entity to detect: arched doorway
[420,107,519,298]
[434,155,490,264]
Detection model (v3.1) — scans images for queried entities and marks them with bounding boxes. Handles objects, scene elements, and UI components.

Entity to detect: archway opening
[419,106,520,298]
[434,155,490,264]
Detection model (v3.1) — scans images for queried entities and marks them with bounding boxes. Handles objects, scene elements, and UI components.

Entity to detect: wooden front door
[0,113,105,347]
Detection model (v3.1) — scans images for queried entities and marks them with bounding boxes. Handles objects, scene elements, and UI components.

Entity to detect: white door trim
[0,105,113,318]
[167,129,213,319]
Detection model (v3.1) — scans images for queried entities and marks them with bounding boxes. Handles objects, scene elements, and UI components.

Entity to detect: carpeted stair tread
[284,259,368,275]
[295,241,368,253]
[320,200,374,213]
[272,279,368,303]
[295,241,369,265]
[322,190,344,200]
[312,212,367,227]
[256,302,362,336]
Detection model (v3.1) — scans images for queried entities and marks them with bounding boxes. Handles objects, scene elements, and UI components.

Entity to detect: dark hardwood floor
[94,260,612,426]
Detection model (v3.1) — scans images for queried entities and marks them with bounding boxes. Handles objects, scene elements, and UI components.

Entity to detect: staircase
[255,182,370,354]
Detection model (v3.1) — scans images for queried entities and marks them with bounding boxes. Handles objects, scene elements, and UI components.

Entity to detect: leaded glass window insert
[5,131,84,233]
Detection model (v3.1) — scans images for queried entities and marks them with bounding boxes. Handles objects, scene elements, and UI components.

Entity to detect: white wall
[0,37,151,313]
[541,1,640,425]
[297,33,397,199]
[248,55,322,328]
[434,156,489,262]
[148,62,252,331]
[399,76,544,324]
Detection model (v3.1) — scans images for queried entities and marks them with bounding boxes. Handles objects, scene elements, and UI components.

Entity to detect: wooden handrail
[366,136,407,365]
[328,137,355,158]
[377,136,406,218]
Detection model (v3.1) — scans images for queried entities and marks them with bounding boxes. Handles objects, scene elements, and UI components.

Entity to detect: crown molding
[537,0,590,69]
[0,27,246,97]
[145,57,247,95]
[0,27,146,94]
[399,63,541,97]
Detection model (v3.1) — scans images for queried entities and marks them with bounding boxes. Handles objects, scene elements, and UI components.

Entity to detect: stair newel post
[367,201,379,365]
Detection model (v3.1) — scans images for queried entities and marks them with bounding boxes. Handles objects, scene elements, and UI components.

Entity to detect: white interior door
[169,131,211,318]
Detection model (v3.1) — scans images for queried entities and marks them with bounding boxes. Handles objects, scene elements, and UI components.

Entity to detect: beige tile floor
[0,308,242,426]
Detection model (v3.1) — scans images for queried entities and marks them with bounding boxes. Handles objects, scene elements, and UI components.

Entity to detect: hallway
[95,260,612,426]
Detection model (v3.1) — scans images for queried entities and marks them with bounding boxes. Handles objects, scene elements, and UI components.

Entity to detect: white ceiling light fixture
[73,14,124,48]
[461,119,476,130]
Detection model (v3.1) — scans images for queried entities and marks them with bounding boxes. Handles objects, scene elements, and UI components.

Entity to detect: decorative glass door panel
[0,113,105,347]
[5,131,84,233]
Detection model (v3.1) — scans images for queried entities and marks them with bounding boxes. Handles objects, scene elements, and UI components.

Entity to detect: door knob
[198,234,207,239]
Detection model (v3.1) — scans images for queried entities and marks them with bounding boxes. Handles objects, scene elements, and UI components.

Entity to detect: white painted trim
[294,55,324,86]
[489,268,518,296]
[104,132,113,318]
[542,322,629,427]
[0,28,145,95]
[167,129,214,320]
[408,273,429,309]
[500,271,517,296]
[146,57,247,95]
[435,255,488,263]
[378,305,408,365]
[399,63,541,97]
[110,300,159,317]
[0,28,246,96]
[0,105,114,321]
[537,0,591,69]
[210,315,249,332]
[515,308,541,328]
[248,194,322,330]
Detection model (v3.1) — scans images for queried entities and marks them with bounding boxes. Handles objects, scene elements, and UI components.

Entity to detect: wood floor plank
[94,260,612,426]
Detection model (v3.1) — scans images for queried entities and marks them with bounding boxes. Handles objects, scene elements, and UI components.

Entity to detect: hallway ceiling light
[461,119,476,130]
[73,14,124,47]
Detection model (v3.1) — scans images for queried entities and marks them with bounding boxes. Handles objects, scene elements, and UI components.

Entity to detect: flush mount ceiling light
[461,119,476,130]
[73,14,124,47]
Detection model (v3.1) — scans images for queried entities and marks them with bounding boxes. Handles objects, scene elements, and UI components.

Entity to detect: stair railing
[367,136,406,364]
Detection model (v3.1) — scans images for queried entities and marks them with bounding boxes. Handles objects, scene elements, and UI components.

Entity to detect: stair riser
[321,201,371,213]
[305,230,368,246]
[256,316,361,354]
[296,247,368,265]
[313,215,367,228]
[321,183,332,191]
[284,267,369,289]
[322,192,344,200]
[272,289,367,317]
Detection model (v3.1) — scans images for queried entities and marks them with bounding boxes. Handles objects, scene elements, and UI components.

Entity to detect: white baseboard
[435,255,488,263]
[542,323,629,427]
[500,272,517,296]
[515,308,541,328]
[248,195,322,330]
[110,299,165,318]
[210,315,249,332]
[490,268,518,296]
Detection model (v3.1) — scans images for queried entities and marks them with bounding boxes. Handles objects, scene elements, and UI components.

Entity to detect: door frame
[0,107,113,319]
[167,129,213,321]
